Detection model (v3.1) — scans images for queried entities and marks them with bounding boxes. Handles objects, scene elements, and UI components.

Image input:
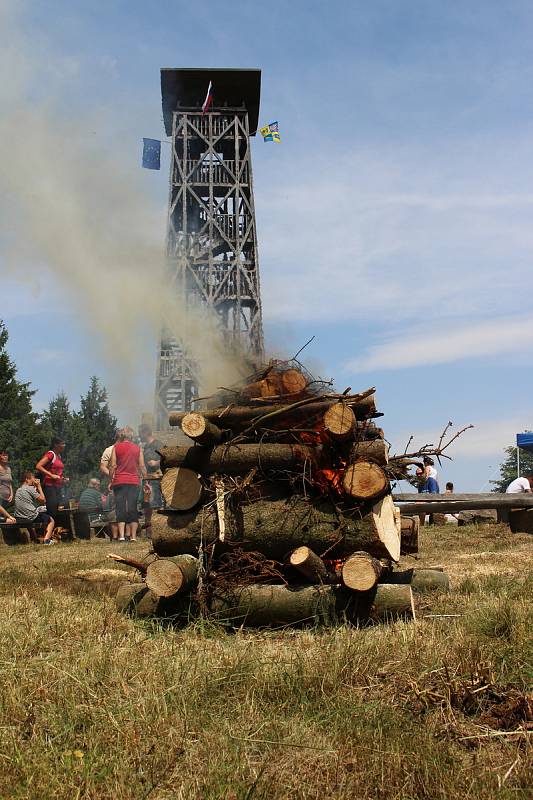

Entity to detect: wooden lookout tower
[154,68,265,429]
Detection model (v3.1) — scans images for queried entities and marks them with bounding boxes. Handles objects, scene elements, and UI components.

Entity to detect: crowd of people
[0,424,164,544]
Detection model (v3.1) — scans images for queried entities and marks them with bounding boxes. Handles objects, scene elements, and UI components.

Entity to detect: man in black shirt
[138,424,164,539]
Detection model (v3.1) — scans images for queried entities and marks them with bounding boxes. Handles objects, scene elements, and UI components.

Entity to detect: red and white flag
[202,81,213,115]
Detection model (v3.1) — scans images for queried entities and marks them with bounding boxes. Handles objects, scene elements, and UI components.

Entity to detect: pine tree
[67,377,117,494]
[41,392,73,442]
[0,320,49,482]
[490,445,533,492]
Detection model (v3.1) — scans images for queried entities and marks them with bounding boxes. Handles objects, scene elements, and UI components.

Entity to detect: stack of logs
[116,362,446,627]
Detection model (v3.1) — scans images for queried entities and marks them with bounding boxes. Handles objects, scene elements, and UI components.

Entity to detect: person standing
[109,428,146,542]
[14,472,55,544]
[421,457,440,494]
[100,430,120,479]
[36,437,66,517]
[506,474,533,493]
[138,423,164,539]
[0,450,13,508]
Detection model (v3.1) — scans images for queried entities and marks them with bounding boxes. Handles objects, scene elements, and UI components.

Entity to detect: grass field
[0,524,531,799]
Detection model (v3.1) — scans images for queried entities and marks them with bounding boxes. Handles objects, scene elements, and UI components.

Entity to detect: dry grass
[0,525,531,799]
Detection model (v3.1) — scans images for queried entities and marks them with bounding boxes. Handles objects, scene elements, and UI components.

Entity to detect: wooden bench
[0,520,47,545]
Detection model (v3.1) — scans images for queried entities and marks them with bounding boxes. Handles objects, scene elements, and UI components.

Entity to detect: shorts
[113,484,139,524]
[34,511,53,526]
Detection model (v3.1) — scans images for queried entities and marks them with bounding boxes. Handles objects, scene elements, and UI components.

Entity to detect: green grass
[0,525,531,799]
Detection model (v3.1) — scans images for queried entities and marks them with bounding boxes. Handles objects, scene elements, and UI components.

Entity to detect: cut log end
[289,546,328,583]
[145,555,198,598]
[323,403,356,441]
[280,369,307,395]
[343,461,389,500]
[160,467,202,511]
[342,552,383,592]
[146,560,185,597]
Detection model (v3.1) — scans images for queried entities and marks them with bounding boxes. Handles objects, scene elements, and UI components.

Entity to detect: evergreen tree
[41,392,73,442]
[490,444,533,492]
[0,320,49,482]
[67,377,117,494]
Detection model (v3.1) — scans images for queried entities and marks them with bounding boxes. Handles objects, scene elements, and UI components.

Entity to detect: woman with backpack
[36,437,66,517]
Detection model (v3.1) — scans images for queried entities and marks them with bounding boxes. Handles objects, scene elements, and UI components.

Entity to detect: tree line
[0,320,117,496]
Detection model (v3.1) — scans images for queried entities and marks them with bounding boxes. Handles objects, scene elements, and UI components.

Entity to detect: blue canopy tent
[516,432,533,476]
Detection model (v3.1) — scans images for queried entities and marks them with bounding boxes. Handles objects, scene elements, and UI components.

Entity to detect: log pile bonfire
[110,358,461,628]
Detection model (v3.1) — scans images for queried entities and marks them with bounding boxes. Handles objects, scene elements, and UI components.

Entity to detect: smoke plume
[0,1,248,421]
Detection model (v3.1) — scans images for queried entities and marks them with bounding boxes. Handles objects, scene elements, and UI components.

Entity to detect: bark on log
[323,403,356,441]
[289,546,329,583]
[366,584,416,622]
[160,443,321,475]
[343,461,389,500]
[342,551,383,591]
[160,467,203,511]
[114,583,195,619]
[386,568,450,593]
[180,412,224,445]
[351,439,389,465]
[208,582,414,627]
[400,516,419,555]
[145,555,199,598]
[151,495,400,562]
[168,395,377,429]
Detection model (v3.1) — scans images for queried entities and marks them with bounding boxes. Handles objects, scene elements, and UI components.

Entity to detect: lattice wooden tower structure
[154,68,264,428]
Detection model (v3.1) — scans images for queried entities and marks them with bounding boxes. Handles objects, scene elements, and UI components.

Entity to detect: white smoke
[0,1,248,421]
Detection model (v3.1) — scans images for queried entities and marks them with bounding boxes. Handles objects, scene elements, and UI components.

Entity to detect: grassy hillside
[0,524,531,799]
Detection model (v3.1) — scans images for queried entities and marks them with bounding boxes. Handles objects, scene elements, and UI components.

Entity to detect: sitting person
[0,502,16,523]
[78,478,104,520]
[506,473,533,493]
[14,472,56,544]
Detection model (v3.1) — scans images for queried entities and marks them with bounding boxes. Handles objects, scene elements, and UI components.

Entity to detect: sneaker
[42,540,55,545]
[118,537,126,542]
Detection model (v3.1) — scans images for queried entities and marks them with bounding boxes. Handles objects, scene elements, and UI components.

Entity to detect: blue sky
[1,0,532,490]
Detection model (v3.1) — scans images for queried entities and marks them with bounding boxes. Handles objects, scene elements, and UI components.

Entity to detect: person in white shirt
[506,474,533,494]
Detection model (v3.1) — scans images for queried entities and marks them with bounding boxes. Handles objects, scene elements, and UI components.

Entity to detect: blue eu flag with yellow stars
[142,138,161,169]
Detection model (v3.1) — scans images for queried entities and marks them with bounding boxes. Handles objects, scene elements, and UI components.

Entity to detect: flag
[260,121,281,143]
[202,81,213,115]
[142,138,161,170]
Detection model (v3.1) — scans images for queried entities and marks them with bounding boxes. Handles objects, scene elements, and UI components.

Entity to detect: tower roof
[160,68,261,136]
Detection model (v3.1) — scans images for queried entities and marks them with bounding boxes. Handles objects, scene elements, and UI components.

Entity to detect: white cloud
[256,137,533,329]
[346,315,533,371]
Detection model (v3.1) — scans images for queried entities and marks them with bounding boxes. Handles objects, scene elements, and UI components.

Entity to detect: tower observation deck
[154,68,265,429]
